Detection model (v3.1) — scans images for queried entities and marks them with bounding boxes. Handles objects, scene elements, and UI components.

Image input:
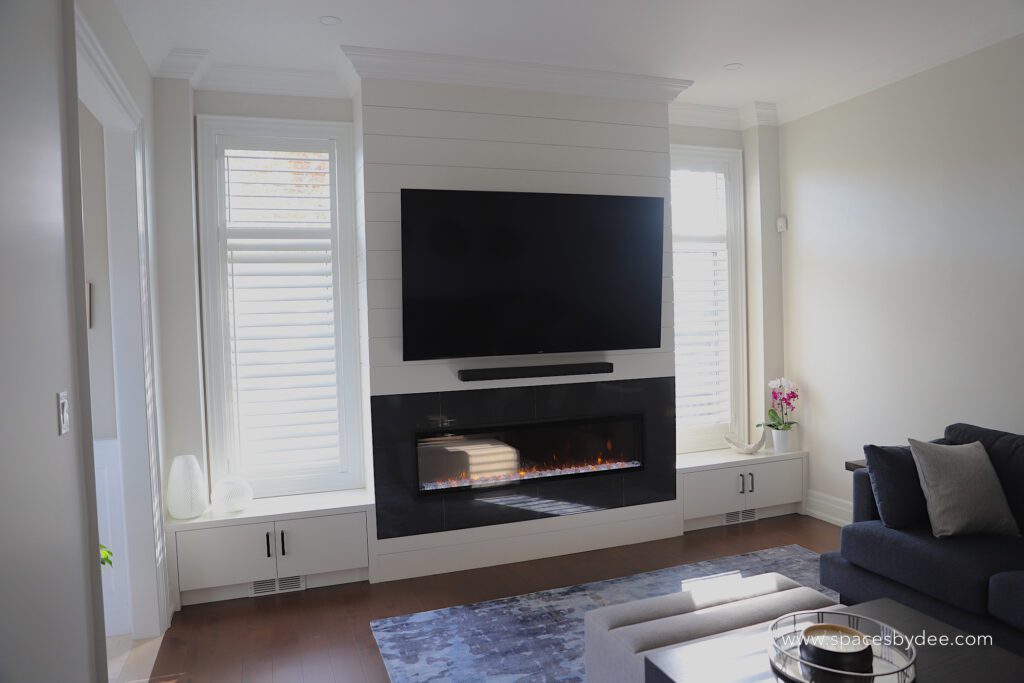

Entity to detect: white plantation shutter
[671,149,747,453]
[199,118,361,497]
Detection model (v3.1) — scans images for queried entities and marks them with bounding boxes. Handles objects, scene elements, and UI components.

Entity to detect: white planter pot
[771,428,798,453]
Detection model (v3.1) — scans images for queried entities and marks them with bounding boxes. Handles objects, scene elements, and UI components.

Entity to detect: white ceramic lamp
[166,454,208,519]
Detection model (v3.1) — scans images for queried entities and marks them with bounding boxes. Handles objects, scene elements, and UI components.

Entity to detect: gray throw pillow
[908,439,1020,538]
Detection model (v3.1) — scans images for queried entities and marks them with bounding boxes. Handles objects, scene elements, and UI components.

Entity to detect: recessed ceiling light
[723,62,744,71]
[317,15,342,26]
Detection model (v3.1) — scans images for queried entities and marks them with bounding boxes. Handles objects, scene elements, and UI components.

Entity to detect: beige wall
[79,102,118,439]
[779,33,1024,507]
[194,90,353,121]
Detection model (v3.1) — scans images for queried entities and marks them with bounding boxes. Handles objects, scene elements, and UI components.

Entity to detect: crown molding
[197,63,346,99]
[740,101,778,129]
[156,48,211,85]
[339,45,691,103]
[668,102,742,130]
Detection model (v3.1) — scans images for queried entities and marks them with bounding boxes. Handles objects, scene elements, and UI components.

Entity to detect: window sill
[164,487,374,532]
[676,448,808,473]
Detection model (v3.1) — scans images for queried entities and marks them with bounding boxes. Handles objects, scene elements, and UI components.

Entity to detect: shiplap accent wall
[356,78,673,396]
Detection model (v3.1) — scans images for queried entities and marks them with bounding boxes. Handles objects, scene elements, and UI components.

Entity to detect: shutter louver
[222,148,343,474]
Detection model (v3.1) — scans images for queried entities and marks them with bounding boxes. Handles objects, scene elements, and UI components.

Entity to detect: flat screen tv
[401,189,664,361]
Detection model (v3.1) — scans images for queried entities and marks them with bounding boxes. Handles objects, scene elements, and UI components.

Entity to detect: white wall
[670,124,742,149]
[780,33,1024,504]
[0,0,104,678]
[359,78,674,395]
[80,101,118,439]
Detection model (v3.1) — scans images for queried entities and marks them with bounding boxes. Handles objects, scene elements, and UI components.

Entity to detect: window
[198,117,361,497]
[671,146,747,453]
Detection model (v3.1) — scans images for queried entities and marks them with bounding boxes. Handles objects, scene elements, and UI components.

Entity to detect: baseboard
[179,567,368,606]
[369,501,683,582]
[681,502,799,532]
[804,489,852,527]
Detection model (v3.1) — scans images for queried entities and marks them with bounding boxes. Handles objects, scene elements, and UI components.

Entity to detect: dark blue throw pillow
[864,443,931,529]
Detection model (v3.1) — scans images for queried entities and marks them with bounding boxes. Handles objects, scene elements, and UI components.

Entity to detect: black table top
[846,459,866,471]
[645,598,1023,683]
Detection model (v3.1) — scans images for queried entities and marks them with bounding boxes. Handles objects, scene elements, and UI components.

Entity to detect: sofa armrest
[852,468,880,522]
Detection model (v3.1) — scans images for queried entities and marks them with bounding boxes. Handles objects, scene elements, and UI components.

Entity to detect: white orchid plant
[757,377,800,431]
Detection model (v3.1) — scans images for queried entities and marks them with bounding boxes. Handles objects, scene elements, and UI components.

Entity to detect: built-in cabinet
[679,453,805,521]
[173,510,369,596]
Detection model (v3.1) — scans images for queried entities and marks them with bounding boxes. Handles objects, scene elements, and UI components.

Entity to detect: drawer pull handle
[280,530,286,556]
[749,472,755,493]
[265,531,271,558]
[739,473,746,494]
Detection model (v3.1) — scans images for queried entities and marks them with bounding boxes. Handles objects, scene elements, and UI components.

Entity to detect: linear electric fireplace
[371,377,675,539]
[417,415,643,493]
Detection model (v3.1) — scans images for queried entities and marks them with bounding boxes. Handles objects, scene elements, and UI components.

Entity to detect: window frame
[197,115,363,497]
[670,144,748,453]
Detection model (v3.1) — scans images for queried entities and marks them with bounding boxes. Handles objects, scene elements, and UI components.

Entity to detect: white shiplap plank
[363,105,669,152]
[363,134,668,178]
[367,278,401,309]
[368,308,402,339]
[369,351,674,395]
[365,221,400,250]
[365,192,400,222]
[364,164,669,197]
[360,78,669,129]
[366,250,401,280]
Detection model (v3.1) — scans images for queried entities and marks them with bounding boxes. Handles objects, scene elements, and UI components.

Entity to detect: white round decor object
[211,476,254,513]
[166,454,208,519]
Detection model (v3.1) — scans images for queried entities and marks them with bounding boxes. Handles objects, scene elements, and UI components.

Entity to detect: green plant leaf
[768,408,782,424]
[99,544,114,568]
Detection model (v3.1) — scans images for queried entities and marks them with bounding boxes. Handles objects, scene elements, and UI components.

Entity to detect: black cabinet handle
[280,530,286,556]
[749,472,755,493]
[739,473,746,494]
[265,531,271,558]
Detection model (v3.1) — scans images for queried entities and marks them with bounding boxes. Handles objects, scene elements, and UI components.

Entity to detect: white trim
[198,63,347,99]
[76,7,170,637]
[196,115,365,498]
[670,145,749,450]
[804,489,852,527]
[156,47,211,85]
[339,45,692,103]
[740,101,779,129]
[669,102,742,130]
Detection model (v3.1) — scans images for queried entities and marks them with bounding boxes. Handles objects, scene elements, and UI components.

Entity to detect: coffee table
[644,598,1022,682]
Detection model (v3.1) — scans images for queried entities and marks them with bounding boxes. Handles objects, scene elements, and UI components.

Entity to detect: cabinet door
[177,522,277,591]
[681,467,748,519]
[275,512,368,578]
[746,458,804,509]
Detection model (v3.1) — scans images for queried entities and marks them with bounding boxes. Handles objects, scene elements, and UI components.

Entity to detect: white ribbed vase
[771,428,798,454]
[166,454,208,519]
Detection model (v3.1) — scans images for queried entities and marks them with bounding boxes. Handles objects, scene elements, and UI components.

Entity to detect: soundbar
[457,362,614,382]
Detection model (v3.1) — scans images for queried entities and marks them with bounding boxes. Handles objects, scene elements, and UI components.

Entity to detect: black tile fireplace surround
[371,377,675,539]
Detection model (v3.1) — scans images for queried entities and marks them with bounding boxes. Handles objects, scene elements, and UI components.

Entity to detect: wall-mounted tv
[401,189,664,361]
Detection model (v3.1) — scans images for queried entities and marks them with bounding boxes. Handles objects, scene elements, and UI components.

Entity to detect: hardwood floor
[148,514,838,683]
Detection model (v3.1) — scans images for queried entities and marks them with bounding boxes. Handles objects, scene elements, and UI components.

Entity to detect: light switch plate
[57,391,70,435]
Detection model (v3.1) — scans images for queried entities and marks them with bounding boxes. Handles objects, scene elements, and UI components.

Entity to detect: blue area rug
[371,544,835,682]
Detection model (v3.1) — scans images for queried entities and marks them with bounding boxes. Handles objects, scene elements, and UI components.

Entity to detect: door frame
[75,7,170,638]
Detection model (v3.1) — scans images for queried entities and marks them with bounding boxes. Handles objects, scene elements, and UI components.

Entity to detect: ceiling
[115,0,1024,122]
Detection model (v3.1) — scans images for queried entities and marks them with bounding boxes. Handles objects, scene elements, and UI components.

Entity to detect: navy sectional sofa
[820,424,1024,655]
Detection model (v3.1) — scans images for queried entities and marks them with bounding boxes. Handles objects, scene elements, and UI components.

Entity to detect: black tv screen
[401,189,664,361]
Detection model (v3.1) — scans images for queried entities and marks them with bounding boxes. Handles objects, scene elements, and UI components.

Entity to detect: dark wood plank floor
[148,514,839,683]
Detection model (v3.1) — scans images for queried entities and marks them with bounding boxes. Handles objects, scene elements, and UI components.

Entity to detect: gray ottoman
[583,573,836,683]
